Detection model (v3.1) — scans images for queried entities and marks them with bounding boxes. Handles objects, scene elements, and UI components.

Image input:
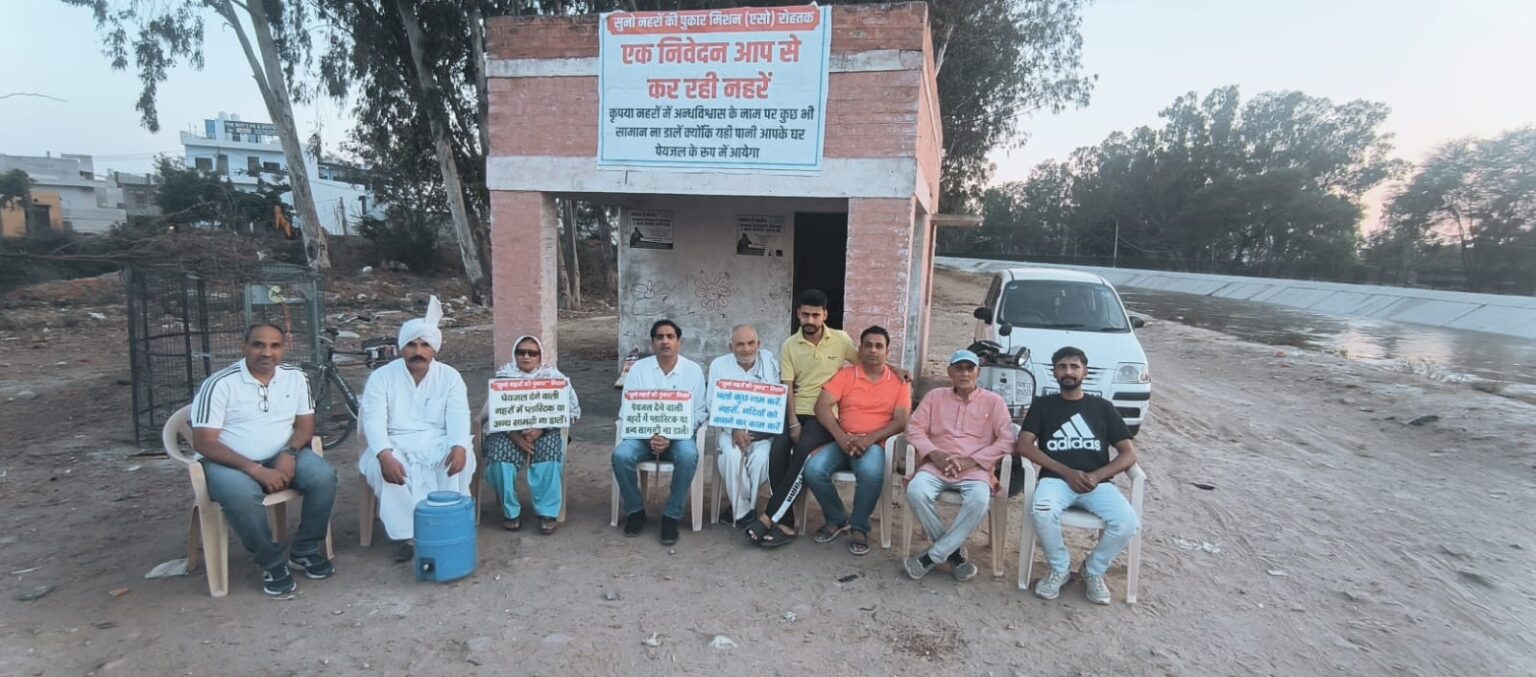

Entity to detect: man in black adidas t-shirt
[1016,346,1140,605]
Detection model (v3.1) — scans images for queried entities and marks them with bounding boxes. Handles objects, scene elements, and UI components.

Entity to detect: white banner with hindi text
[598,5,831,171]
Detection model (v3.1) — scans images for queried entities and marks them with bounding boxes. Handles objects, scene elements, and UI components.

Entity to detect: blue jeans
[906,471,991,562]
[200,449,337,571]
[802,442,885,534]
[1031,477,1140,577]
[611,437,699,520]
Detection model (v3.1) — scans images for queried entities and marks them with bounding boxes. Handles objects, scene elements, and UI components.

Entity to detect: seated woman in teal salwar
[483,335,580,534]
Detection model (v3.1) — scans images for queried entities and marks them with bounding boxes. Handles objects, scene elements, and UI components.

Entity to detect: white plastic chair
[162,405,334,597]
[610,421,707,531]
[1016,460,1146,604]
[468,401,571,527]
[899,442,1013,577]
[793,433,900,549]
[356,428,378,547]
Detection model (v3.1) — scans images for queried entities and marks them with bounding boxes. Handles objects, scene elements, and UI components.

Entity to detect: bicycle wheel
[303,365,356,450]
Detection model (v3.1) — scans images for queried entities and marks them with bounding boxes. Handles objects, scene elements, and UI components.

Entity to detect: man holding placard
[707,325,787,528]
[613,319,708,546]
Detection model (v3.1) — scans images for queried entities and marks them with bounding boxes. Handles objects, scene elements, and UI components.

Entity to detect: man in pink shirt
[902,349,1017,581]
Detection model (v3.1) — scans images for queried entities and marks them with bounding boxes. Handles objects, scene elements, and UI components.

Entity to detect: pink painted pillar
[843,197,916,367]
[491,190,560,366]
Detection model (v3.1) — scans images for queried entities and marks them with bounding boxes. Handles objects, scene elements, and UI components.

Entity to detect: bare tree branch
[0,92,67,103]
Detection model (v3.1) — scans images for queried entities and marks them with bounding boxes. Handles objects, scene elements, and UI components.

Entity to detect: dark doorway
[792,211,848,331]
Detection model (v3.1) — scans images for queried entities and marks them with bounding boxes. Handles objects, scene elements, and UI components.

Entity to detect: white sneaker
[1084,573,1111,605]
[1034,569,1069,599]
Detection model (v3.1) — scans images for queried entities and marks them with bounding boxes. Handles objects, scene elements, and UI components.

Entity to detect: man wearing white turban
[358,296,475,561]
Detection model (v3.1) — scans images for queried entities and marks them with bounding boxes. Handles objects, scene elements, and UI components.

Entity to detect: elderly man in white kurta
[707,325,784,528]
[359,296,475,561]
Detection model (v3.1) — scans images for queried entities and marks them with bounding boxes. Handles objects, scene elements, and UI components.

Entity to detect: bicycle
[301,329,396,450]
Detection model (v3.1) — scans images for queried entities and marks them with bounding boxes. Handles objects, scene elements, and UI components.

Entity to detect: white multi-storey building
[180,112,384,235]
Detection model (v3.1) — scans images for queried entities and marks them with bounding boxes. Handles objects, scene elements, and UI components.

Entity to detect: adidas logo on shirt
[1045,413,1103,452]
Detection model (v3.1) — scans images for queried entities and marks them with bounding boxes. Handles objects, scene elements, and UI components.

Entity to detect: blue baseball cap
[948,349,980,366]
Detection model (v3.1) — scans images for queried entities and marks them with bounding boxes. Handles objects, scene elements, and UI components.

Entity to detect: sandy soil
[1,268,1533,676]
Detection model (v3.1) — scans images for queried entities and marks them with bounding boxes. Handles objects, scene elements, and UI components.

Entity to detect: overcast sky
[4,0,1533,226]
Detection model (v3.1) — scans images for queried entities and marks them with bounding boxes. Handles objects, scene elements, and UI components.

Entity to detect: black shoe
[392,543,415,563]
[660,517,680,546]
[624,511,646,537]
[289,551,335,580]
[262,564,297,596]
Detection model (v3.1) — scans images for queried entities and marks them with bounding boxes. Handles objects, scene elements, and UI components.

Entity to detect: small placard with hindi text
[619,390,694,439]
[708,379,787,434]
[486,378,571,432]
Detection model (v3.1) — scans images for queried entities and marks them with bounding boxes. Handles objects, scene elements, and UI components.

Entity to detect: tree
[62,0,333,269]
[0,169,31,211]
[975,86,1400,271]
[1385,127,1536,292]
[154,157,292,234]
[922,0,1094,212]
[316,0,506,302]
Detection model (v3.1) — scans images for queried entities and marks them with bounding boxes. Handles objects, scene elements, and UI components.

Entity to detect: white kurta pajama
[358,359,475,541]
[707,350,782,522]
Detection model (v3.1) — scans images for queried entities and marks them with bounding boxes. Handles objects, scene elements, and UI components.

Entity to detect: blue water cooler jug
[414,491,476,582]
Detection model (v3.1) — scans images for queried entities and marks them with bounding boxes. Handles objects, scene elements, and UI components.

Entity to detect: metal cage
[124,263,324,443]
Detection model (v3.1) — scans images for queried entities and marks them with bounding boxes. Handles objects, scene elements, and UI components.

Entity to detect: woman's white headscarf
[496,335,581,419]
[397,295,444,351]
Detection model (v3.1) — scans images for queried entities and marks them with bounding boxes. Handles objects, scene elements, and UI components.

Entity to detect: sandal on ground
[813,523,850,544]
[539,518,557,535]
[503,518,522,532]
[847,530,871,556]
[744,518,773,543]
[758,524,797,548]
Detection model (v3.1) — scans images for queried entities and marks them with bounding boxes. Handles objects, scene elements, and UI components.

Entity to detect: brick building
[486,2,945,371]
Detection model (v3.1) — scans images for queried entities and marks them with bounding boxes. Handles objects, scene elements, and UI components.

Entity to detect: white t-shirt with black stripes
[190,359,315,461]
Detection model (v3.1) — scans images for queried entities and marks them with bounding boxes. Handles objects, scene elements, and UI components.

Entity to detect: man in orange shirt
[803,326,912,556]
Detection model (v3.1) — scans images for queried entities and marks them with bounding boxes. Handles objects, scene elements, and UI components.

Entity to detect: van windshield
[999,279,1131,332]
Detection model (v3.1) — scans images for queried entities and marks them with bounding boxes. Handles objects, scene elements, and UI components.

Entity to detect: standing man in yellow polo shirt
[749,289,908,546]
[748,289,850,545]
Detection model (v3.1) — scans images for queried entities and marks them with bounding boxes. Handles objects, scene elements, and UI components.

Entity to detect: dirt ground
[2,268,1534,676]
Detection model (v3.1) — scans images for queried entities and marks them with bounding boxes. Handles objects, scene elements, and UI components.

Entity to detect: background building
[180,112,384,235]
[110,171,161,218]
[0,153,127,237]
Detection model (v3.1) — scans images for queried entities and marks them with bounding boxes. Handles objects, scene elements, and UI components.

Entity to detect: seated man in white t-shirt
[190,323,338,596]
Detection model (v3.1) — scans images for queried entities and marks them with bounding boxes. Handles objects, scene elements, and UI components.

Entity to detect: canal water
[1119,288,1536,399]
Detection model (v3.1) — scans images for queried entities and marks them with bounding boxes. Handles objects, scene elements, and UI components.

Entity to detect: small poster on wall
[628,209,676,250]
[736,214,785,257]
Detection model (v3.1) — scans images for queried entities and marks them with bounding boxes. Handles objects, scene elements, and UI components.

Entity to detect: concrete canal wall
[937,256,1536,340]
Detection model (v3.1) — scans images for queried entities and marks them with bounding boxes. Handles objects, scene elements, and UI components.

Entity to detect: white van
[972,267,1152,434]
